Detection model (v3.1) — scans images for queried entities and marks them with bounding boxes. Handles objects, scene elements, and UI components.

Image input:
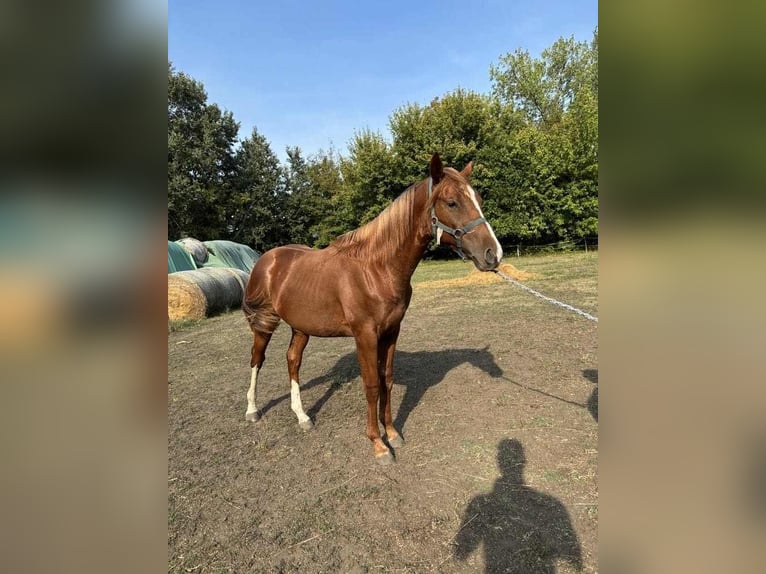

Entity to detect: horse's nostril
[485,248,497,266]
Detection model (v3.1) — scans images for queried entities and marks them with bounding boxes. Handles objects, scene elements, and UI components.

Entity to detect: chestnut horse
[242,154,503,464]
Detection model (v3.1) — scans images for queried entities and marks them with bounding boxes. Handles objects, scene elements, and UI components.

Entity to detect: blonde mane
[328,169,467,260]
[328,184,419,260]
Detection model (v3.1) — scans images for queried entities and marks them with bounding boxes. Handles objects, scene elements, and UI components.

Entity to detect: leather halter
[427,177,488,260]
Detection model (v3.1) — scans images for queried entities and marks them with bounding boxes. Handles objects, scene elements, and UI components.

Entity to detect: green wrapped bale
[168,241,196,273]
[203,240,260,273]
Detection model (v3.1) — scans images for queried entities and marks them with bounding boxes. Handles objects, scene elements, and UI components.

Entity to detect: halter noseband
[427,177,488,260]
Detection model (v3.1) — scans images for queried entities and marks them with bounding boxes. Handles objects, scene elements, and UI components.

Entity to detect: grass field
[168,252,598,573]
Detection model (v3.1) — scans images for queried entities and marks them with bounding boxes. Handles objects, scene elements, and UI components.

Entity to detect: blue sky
[169,0,597,161]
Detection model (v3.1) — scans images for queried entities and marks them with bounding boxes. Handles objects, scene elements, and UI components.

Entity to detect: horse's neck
[333,180,433,285]
[383,181,432,283]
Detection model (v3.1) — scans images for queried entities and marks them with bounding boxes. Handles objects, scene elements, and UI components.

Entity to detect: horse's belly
[279,301,353,337]
[273,263,352,337]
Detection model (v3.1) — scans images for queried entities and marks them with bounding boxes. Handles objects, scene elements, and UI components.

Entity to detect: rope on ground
[493,270,598,323]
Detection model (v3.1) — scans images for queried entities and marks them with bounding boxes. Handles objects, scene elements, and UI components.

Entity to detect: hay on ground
[176,237,208,266]
[167,267,250,320]
[417,263,536,289]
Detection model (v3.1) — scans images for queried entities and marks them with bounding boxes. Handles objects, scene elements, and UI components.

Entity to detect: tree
[168,63,239,240]
[229,128,285,251]
[284,146,345,247]
[389,89,492,186]
[282,147,313,245]
[337,130,398,227]
[484,29,599,242]
[305,149,346,247]
[490,31,598,129]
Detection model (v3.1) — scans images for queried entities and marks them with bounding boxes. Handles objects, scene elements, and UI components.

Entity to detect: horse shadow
[258,346,503,433]
[453,438,583,573]
[583,369,597,422]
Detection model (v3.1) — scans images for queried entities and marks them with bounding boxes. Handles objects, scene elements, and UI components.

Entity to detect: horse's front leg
[355,329,393,465]
[378,326,403,448]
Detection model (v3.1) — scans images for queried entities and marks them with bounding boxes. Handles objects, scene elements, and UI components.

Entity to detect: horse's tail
[242,290,281,334]
[242,262,281,335]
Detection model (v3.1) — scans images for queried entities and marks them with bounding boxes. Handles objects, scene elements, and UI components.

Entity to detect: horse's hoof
[245,410,261,422]
[388,435,404,449]
[375,451,394,465]
[299,419,314,431]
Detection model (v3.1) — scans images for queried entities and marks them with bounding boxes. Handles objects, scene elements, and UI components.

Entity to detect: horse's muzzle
[484,248,499,268]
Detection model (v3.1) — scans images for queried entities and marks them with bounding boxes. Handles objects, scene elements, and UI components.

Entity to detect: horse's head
[428,153,503,271]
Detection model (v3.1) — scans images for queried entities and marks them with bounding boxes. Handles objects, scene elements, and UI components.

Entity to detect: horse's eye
[447,200,457,208]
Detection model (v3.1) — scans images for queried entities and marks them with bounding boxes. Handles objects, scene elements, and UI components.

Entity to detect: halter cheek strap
[427,177,487,261]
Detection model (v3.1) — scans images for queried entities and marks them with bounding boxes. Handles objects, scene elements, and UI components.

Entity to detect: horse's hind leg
[287,329,313,431]
[245,330,272,422]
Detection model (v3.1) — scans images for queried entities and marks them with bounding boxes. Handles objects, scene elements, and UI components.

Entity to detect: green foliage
[282,147,313,245]
[168,63,239,240]
[167,29,598,250]
[228,128,286,251]
[483,29,599,242]
[389,89,491,184]
[168,63,287,251]
[490,33,598,129]
[284,147,345,247]
[340,130,398,226]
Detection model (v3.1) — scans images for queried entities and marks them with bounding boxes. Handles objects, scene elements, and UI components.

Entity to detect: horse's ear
[430,153,444,183]
[461,161,473,178]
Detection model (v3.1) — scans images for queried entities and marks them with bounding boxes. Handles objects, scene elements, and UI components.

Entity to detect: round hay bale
[168,274,206,320]
[167,267,250,320]
[216,267,250,292]
[176,237,208,266]
[194,267,249,313]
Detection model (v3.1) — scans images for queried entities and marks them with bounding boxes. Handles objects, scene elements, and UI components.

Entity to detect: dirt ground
[168,253,598,573]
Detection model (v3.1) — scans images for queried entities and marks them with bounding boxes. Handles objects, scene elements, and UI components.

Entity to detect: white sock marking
[246,367,259,415]
[290,380,311,423]
[467,184,503,260]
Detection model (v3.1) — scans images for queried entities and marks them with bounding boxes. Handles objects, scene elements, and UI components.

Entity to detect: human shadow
[583,369,597,422]
[453,439,583,573]
[258,347,503,433]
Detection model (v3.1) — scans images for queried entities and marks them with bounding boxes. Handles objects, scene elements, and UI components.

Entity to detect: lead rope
[493,269,599,323]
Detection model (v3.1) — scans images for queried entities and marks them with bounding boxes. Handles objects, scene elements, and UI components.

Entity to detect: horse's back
[246,244,312,293]
[275,244,314,253]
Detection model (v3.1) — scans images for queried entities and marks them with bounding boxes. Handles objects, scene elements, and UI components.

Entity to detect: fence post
[584,238,588,253]
[516,244,520,258]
